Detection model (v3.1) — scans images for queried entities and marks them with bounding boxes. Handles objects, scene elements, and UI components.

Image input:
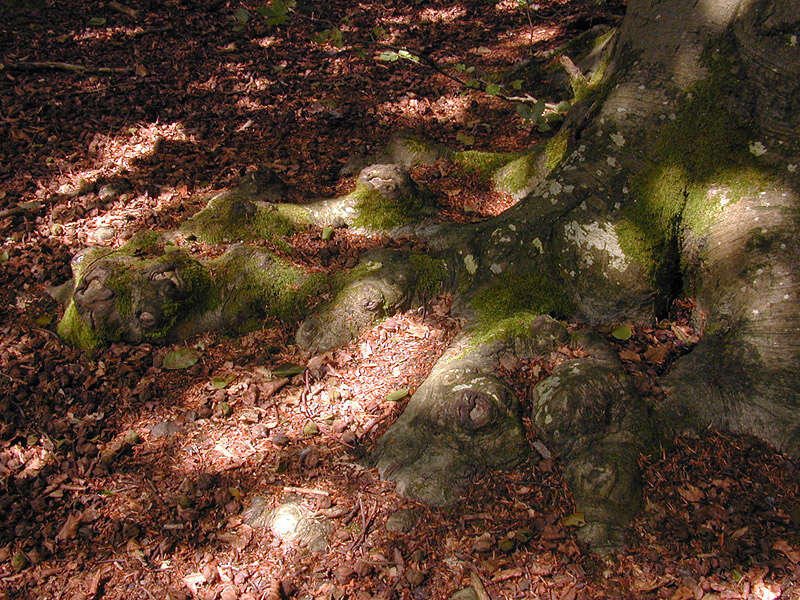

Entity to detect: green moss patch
[57,301,104,350]
[544,129,569,172]
[181,192,308,243]
[469,269,573,350]
[452,151,518,180]
[408,253,448,299]
[350,184,430,231]
[494,152,545,196]
[616,45,775,297]
[210,248,329,326]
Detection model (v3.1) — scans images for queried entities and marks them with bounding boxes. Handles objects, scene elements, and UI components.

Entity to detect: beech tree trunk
[54,0,800,552]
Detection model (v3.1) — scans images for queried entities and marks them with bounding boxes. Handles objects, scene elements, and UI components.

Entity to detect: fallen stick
[0,202,42,220]
[282,485,330,497]
[108,1,138,17]
[2,61,133,75]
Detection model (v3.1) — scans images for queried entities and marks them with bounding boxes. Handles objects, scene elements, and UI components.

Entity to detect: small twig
[283,485,329,497]
[108,1,138,18]
[0,202,42,220]
[470,570,493,600]
[378,44,546,106]
[0,371,25,385]
[129,25,173,38]
[2,61,134,75]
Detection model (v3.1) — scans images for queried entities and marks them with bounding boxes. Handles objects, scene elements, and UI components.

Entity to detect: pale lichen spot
[614,202,621,210]
[464,254,478,274]
[563,220,631,272]
[549,181,563,195]
[607,156,618,168]
[610,132,626,147]
[749,141,767,157]
[508,224,516,231]
[708,186,731,207]
[532,238,544,254]
[752,309,759,316]
[490,263,504,274]
[788,164,797,173]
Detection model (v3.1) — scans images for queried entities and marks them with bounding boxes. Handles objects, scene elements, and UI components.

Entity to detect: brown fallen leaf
[772,539,800,563]
[492,567,523,582]
[669,585,694,600]
[678,484,704,503]
[88,564,113,598]
[56,511,82,542]
[260,378,289,401]
[644,342,673,364]
[182,572,207,594]
[619,349,641,362]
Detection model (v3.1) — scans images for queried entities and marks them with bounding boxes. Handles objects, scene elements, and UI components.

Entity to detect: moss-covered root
[295,249,448,354]
[174,244,329,339]
[57,242,213,348]
[57,239,331,349]
[372,345,528,505]
[529,330,654,552]
[180,176,307,244]
[342,131,451,176]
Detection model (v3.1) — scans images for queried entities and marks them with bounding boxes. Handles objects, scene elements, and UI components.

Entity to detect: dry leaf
[644,342,673,364]
[88,564,113,597]
[260,377,289,400]
[619,349,641,362]
[669,586,694,600]
[492,567,523,582]
[678,484,704,503]
[773,539,800,563]
[56,512,82,542]
[182,572,207,594]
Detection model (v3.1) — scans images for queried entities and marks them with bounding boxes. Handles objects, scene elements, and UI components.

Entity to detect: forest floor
[1,1,800,599]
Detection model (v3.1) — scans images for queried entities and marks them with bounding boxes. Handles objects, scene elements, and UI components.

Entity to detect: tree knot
[456,390,495,430]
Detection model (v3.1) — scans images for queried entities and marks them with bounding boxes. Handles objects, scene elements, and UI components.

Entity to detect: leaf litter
[1,0,799,599]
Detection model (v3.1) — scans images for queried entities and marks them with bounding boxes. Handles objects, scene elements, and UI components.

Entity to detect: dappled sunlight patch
[419,5,468,23]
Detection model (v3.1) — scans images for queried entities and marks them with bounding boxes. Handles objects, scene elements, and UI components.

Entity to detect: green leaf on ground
[611,324,633,341]
[211,374,236,389]
[456,132,475,146]
[562,512,586,527]
[162,348,200,370]
[233,8,250,23]
[272,363,305,377]
[35,314,53,326]
[321,226,334,240]
[385,388,409,402]
[485,83,502,96]
[378,50,399,62]
[88,17,107,26]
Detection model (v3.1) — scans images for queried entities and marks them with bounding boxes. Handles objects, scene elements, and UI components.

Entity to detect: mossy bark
[54,0,800,554]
